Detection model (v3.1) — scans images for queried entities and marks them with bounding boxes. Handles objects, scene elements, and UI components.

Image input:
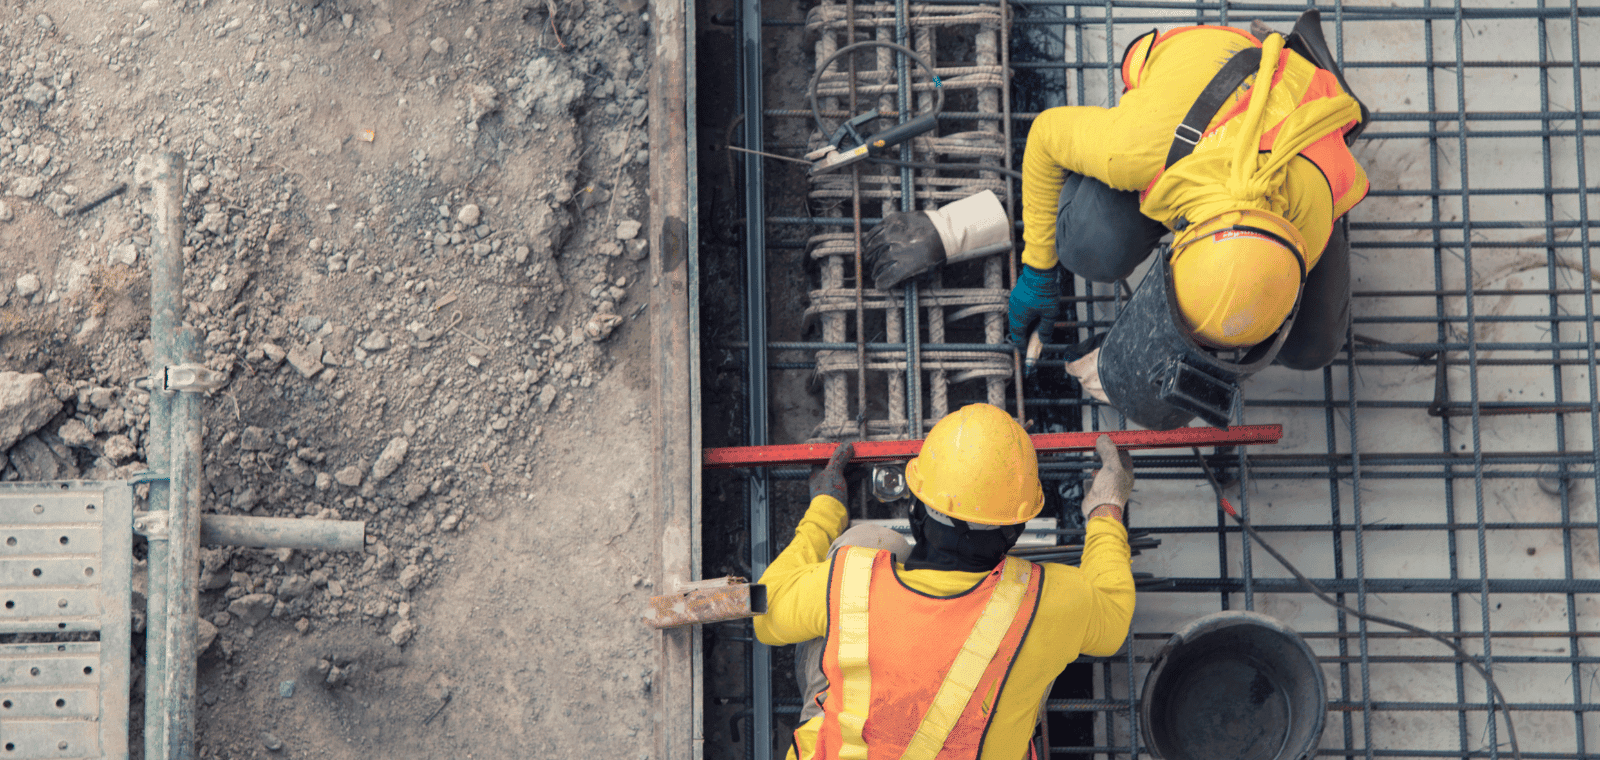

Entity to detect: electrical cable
[1190,448,1521,760]
[808,40,944,150]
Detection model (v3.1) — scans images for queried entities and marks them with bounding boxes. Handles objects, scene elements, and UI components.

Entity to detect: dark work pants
[1055,172,1351,370]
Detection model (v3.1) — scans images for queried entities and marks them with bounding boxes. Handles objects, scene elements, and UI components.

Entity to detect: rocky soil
[1,0,661,757]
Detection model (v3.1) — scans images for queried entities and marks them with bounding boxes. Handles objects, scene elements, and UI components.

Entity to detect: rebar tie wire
[1190,448,1522,760]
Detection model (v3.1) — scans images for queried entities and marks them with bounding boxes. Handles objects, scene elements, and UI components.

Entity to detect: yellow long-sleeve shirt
[1020,27,1338,272]
[754,496,1136,760]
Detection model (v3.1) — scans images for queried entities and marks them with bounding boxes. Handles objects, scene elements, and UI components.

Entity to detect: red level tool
[703,425,1282,469]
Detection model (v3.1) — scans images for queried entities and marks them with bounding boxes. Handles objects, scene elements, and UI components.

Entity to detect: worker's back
[784,518,1135,760]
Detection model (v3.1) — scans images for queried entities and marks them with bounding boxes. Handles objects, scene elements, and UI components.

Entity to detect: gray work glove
[1083,435,1134,520]
[809,442,855,505]
[864,190,1011,290]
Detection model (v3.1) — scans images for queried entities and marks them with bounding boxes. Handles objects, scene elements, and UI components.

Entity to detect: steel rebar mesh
[1013,1,1600,758]
[735,0,1600,759]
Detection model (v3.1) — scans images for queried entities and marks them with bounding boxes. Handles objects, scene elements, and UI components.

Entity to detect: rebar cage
[721,0,1600,758]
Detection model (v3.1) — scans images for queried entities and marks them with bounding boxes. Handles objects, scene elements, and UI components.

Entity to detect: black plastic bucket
[1141,611,1326,760]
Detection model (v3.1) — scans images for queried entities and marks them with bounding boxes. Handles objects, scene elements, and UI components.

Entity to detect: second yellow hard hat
[1170,209,1308,349]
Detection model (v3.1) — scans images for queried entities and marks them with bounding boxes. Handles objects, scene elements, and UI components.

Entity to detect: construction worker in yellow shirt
[865,12,1369,428]
[755,403,1137,760]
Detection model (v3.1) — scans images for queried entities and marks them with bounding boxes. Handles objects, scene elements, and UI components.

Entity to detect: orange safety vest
[1139,26,1369,228]
[802,546,1044,760]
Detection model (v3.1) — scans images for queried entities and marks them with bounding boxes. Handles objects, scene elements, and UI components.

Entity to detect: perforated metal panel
[0,483,133,760]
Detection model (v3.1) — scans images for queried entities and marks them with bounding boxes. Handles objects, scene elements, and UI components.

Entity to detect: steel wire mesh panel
[1014,1,1600,758]
[738,0,1600,759]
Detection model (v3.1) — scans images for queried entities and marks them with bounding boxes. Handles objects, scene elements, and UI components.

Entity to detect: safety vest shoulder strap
[898,556,1038,760]
[831,546,879,760]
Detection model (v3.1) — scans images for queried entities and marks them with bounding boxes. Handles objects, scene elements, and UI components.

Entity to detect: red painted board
[703,424,1282,469]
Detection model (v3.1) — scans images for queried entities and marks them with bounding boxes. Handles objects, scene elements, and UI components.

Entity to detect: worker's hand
[1065,348,1110,404]
[809,441,855,506]
[1084,434,1134,522]
[1007,264,1060,346]
[864,211,945,290]
[866,190,1011,290]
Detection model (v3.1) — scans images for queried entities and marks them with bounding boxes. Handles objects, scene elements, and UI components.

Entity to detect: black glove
[863,211,944,290]
[808,442,856,505]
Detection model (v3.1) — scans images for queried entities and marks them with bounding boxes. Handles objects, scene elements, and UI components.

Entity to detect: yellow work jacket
[1020,26,1368,272]
[756,496,1136,760]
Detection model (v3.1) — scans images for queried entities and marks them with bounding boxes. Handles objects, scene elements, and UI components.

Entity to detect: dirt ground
[0,0,663,757]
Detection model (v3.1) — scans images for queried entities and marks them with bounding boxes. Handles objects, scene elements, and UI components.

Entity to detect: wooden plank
[648,0,701,759]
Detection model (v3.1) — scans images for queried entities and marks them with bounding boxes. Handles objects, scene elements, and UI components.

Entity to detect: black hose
[1190,449,1522,760]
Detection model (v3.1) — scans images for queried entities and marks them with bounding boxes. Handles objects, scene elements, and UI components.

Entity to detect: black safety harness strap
[1163,46,1264,169]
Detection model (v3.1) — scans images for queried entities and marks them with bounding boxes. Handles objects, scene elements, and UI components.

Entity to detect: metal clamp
[163,363,227,393]
[133,510,171,540]
[125,470,170,485]
[1172,123,1204,146]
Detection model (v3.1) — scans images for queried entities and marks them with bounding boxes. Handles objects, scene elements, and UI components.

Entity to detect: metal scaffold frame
[724,1,1600,759]
[0,154,367,760]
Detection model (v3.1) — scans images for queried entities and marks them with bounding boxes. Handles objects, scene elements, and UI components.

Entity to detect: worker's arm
[1019,95,1179,271]
[753,495,849,646]
[1074,515,1137,657]
[1019,106,1117,271]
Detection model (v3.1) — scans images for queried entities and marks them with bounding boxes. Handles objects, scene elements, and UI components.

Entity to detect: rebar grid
[1008,1,1600,758]
[734,1,1600,759]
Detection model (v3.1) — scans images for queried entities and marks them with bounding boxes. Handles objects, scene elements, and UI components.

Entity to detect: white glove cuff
[928,190,1011,263]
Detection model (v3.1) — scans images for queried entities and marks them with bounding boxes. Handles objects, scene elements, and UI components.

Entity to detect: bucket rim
[1139,611,1328,760]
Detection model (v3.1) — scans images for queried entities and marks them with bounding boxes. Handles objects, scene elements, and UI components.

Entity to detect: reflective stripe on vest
[807,546,1044,760]
[1140,28,1368,223]
[834,548,876,760]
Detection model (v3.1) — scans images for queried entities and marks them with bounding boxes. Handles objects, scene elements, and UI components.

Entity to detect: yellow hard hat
[904,403,1044,526]
[1120,29,1159,90]
[1170,209,1308,349]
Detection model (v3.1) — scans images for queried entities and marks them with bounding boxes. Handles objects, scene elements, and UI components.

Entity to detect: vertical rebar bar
[895,0,923,437]
[1566,0,1599,750]
[740,0,772,756]
[846,0,869,443]
[1346,321,1376,760]
[998,0,1022,417]
[1322,363,1357,756]
[1449,0,1501,753]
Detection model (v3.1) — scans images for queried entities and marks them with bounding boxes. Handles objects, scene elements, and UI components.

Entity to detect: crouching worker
[755,403,1137,760]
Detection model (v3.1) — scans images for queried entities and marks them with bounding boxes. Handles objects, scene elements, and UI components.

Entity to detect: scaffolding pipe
[158,326,204,760]
[137,151,204,760]
[134,513,367,552]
